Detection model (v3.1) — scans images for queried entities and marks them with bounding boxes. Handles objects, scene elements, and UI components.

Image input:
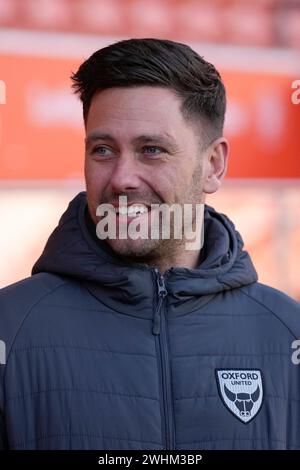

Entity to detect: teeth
[116,204,148,216]
[119,206,128,215]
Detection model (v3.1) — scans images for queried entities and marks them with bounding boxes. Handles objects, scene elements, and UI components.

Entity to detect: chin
[106,238,166,261]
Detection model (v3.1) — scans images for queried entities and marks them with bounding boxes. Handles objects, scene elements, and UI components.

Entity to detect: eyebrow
[85,132,178,149]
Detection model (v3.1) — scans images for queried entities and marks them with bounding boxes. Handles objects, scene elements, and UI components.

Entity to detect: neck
[142,247,202,274]
[85,208,204,273]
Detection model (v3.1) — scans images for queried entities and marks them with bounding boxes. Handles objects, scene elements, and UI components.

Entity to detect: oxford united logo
[216,369,263,423]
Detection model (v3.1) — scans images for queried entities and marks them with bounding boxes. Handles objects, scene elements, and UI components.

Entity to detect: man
[0,38,299,450]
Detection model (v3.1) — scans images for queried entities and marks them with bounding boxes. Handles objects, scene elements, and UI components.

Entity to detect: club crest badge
[216,369,263,424]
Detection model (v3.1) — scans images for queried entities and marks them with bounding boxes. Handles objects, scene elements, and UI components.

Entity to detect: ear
[202,137,229,194]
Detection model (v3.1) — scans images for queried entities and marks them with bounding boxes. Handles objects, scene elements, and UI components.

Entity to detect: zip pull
[152,269,167,335]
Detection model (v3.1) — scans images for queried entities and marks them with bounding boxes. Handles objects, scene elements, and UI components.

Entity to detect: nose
[109,154,142,194]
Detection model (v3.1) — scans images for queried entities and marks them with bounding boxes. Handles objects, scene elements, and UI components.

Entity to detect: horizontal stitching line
[43,304,151,318]
[172,313,271,319]
[42,305,116,311]
[14,433,163,448]
[178,437,287,445]
[172,352,291,358]
[11,347,290,359]
[39,305,270,318]
[6,388,159,403]
[11,345,156,358]
[174,394,300,403]
[8,390,299,404]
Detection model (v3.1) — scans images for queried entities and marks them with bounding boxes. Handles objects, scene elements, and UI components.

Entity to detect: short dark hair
[71,38,226,142]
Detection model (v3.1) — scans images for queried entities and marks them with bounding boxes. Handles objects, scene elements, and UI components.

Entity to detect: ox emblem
[216,369,263,423]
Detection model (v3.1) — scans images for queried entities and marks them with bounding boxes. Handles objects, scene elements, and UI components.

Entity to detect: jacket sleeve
[0,366,7,449]
[0,411,6,449]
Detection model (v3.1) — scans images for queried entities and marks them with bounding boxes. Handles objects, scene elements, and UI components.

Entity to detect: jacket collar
[32,192,258,317]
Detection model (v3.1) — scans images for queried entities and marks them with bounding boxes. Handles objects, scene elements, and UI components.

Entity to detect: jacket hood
[32,192,257,312]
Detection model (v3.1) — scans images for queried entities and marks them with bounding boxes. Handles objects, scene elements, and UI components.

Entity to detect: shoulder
[0,273,67,354]
[240,282,300,338]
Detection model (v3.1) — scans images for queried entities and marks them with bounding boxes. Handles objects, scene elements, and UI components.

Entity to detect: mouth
[113,203,150,218]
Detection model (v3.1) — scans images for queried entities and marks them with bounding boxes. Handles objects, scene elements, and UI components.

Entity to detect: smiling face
[85,86,228,266]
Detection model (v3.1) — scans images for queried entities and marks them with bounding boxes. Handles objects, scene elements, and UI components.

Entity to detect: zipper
[152,270,167,335]
[153,268,175,450]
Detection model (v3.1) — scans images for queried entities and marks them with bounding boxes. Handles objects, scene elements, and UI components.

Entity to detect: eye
[91,146,115,157]
[142,146,167,156]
